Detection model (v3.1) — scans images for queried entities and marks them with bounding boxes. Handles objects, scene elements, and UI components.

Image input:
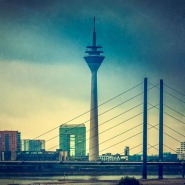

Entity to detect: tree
[118,176,142,185]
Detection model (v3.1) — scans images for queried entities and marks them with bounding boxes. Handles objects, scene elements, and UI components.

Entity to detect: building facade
[99,153,121,161]
[176,141,185,160]
[17,149,66,161]
[0,131,21,152]
[59,124,86,157]
[124,146,129,156]
[22,139,45,151]
[163,152,178,162]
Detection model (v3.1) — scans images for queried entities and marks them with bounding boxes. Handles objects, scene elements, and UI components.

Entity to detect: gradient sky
[0,0,185,155]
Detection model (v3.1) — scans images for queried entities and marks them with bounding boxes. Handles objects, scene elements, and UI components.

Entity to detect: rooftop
[60,124,86,128]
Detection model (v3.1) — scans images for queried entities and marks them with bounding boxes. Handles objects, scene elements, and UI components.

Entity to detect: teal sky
[0,0,184,155]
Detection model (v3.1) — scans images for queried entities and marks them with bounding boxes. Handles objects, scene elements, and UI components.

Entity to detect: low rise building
[176,142,185,161]
[99,153,121,161]
[128,154,142,162]
[22,139,45,151]
[16,149,68,161]
[163,152,178,162]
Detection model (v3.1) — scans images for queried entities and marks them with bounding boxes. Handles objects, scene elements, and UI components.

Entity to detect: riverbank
[27,178,185,185]
[140,178,185,185]
[1,178,184,185]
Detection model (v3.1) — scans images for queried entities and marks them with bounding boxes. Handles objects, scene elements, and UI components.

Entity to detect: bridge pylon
[142,78,148,179]
[158,79,164,179]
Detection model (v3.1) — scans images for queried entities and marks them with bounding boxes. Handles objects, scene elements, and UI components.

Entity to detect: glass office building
[59,124,86,157]
[22,139,45,151]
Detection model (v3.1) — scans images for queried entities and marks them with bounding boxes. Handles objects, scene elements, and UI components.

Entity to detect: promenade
[140,178,185,185]
[0,178,184,185]
[26,178,185,185]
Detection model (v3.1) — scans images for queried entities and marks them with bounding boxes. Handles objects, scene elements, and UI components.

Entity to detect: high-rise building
[59,124,86,157]
[124,146,130,156]
[176,141,185,160]
[84,18,105,161]
[0,131,21,152]
[22,139,45,151]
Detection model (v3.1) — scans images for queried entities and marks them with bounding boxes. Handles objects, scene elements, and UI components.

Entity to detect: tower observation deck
[84,17,105,161]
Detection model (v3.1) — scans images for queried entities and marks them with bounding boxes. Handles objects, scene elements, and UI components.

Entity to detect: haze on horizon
[0,0,185,155]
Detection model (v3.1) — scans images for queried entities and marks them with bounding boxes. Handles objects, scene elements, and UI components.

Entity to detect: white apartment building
[176,142,185,160]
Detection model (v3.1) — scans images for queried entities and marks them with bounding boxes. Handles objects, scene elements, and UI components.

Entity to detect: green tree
[118,176,142,185]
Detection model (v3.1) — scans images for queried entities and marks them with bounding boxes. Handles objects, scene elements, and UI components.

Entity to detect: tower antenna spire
[84,18,105,161]
[93,17,96,46]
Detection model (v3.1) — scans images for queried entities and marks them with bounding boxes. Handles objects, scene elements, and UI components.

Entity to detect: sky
[0,0,185,155]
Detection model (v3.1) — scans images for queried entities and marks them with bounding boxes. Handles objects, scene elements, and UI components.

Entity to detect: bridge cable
[32,82,144,140]
[148,82,185,105]
[164,83,185,97]
[84,122,158,158]
[164,104,185,117]
[148,123,183,143]
[48,104,158,152]
[29,82,156,151]
[136,144,159,154]
[164,144,177,153]
[47,102,143,148]
[21,83,143,150]
[45,85,158,149]
[164,124,185,138]
[148,102,185,125]
[164,90,185,104]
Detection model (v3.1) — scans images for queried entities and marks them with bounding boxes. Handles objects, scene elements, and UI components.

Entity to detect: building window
[70,135,75,156]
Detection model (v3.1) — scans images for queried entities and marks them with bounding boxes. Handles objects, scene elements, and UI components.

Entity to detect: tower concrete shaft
[84,18,105,161]
[89,70,99,161]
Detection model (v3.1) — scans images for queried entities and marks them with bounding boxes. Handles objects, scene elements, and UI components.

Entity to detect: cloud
[0,0,184,153]
[0,60,90,115]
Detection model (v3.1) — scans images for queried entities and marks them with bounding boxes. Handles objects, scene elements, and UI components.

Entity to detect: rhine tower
[84,18,105,161]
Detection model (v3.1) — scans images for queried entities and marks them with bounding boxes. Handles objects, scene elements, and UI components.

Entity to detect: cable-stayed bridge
[0,78,185,179]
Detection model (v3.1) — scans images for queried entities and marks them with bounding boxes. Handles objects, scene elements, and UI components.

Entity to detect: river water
[0,175,181,185]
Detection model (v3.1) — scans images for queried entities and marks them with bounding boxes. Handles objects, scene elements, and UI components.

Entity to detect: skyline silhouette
[0,0,185,155]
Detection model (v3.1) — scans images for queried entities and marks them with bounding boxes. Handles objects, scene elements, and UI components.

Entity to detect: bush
[118,176,141,185]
